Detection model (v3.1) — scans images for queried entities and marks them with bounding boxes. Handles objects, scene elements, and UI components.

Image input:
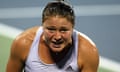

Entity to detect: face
[42,16,73,52]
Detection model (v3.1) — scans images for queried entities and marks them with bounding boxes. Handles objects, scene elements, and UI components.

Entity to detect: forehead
[43,16,73,27]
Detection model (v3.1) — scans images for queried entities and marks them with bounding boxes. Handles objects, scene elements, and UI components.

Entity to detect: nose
[54,31,62,41]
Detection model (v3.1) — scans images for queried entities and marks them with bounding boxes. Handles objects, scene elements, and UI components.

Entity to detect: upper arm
[77,32,99,72]
[6,38,25,72]
[80,46,99,72]
[6,26,40,72]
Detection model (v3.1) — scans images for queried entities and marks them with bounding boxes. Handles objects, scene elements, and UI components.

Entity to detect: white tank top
[24,27,95,72]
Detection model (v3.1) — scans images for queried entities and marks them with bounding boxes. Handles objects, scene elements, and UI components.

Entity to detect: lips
[51,41,64,48]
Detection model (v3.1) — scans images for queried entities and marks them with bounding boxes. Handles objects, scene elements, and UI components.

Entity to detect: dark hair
[42,0,75,26]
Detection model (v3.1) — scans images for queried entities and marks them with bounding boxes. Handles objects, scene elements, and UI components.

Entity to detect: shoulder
[74,30,96,47]
[76,31,99,70]
[10,26,40,61]
[77,31,98,57]
[74,30,97,51]
[14,26,40,48]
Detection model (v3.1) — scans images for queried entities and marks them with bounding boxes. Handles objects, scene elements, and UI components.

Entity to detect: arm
[6,26,39,72]
[77,34,99,72]
[6,38,25,72]
[79,46,99,72]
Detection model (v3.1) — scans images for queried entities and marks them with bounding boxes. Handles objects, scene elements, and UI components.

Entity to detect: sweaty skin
[6,17,99,72]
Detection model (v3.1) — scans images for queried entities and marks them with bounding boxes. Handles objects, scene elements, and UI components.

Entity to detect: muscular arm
[6,27,39,72]
[6,38,26,72]
[78,34,99,72]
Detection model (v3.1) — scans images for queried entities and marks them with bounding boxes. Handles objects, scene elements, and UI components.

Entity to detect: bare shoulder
[10,26,40,61]
[77,32,99,71]
[78,32,97,52]
[6,26,40,72]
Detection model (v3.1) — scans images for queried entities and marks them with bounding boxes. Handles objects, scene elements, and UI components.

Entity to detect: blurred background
[0,0,120,72]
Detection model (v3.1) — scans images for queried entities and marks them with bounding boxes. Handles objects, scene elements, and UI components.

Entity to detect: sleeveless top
[24,27,95,72]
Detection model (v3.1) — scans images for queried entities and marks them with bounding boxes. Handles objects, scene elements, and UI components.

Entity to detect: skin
[6,16,99,72]
[42,16,73,52]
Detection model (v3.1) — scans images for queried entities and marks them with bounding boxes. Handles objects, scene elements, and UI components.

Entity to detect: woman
[6,0,99,72]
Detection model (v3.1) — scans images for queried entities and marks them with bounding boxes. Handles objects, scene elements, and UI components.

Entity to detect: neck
[50,43,72,62]
[50,43,74,69]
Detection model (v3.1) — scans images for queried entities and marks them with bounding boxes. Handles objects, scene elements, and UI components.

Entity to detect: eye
[60,29,68,32]
[47,27,56,32]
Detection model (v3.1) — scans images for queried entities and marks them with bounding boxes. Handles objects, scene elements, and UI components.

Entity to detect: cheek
[63,32,72,40]
[43,30,53,40]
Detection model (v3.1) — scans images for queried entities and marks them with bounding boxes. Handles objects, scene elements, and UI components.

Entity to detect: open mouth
[51,41,64,48]
[52,41,64,44]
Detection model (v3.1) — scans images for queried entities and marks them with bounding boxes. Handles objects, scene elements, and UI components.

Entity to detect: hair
[42,0,75,26]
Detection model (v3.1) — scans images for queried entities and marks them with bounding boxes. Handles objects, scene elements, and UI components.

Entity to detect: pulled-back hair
[42,0,75,26]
